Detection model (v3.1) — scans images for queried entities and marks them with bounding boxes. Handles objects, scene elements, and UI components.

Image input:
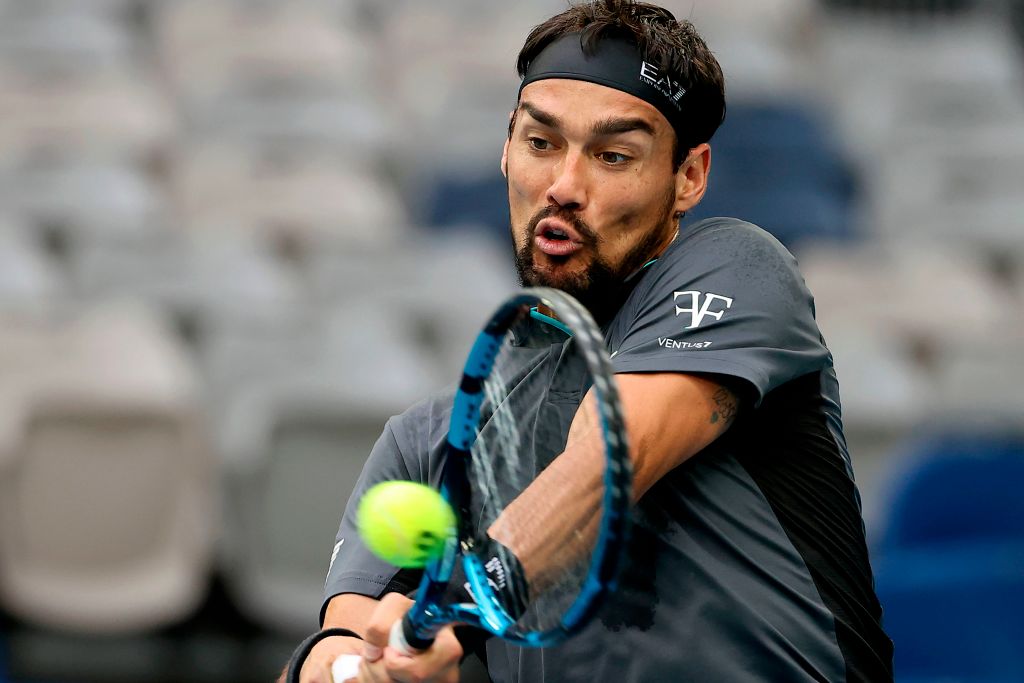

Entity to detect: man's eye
[528,137,551,151]
[599,151,631,164]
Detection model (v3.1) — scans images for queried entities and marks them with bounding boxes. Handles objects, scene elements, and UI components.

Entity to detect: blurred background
[0,0,1022,681]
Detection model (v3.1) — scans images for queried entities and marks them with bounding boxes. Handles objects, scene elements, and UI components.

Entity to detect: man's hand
[294,634,364,683]
[356,592,462,683]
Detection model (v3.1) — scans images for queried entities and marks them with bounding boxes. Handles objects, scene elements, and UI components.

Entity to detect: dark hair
[515,0,726,169]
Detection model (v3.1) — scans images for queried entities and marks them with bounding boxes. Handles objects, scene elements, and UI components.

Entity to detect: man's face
[503,79,691,318]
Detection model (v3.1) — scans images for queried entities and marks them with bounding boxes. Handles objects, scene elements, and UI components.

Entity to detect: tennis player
[295,1,893,681]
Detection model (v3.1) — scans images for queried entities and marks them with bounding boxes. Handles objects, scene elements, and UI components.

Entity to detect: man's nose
[546,150,588,211]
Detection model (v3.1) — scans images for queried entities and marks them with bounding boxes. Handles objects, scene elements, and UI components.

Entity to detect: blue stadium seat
[686,100,860,248]
[873,434,1024,681]
[878,436,1024,549]
[425,170,511,241]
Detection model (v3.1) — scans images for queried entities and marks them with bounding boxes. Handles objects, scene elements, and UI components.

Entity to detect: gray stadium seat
[0,71,174,161]
[869,124,1024,250]
[801,242,1008,350]
[307,232,517,379]
[0,304,215,633]
[154,0,373,102]
[0,217,66,314]
[927,332,1024,429]
[688,0,822,99]
[817,12,1023,155]
[218,376,410,636]
[155,0,389,158]
[171,142,407,249]
[0,3,135,76]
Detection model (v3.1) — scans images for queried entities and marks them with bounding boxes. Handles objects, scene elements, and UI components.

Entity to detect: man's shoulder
[630,216,803,299]
[388,385,457,451]
[670,217,795,263]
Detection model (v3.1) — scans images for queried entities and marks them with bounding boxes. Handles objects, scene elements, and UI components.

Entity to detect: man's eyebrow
[519,101,655,138]
[520,101,560,129]
[592,117,656,138]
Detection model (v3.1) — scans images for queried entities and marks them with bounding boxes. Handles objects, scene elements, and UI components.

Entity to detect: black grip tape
[401,613,437,651]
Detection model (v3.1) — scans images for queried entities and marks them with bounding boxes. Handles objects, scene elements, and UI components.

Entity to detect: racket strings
[468,328,608,633]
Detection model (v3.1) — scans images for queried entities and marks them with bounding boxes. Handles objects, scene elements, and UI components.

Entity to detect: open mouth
[534,219,584,258]
[543,226,570,241]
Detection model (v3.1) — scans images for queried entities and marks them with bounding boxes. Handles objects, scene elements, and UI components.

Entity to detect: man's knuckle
[364,621,388,640]
[380,592,407,608]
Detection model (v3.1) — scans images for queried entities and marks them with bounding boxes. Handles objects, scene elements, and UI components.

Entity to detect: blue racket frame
[400,287,632,649]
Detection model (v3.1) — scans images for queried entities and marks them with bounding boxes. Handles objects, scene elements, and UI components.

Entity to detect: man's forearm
[322,592,381,635]
[487,373,737,592]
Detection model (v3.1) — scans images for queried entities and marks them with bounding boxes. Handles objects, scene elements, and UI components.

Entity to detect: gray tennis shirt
[322,218,893,682]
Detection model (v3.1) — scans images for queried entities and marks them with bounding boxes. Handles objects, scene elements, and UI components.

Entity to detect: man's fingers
[357,594,462,681]
[298,635,364,683]
[354,624,462,683]
[311,662,333,683]
[379,625,463,683]
[363,592,415,651]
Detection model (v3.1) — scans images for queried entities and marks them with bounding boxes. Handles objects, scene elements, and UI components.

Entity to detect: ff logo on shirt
[673,290,733,329]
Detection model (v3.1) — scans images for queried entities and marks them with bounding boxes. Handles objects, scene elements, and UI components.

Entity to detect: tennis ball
[357,481,456,568]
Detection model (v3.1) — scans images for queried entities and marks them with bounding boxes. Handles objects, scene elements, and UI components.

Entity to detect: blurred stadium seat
[818,10,1024,154]
[685,100,860,248]
[310,234,517,379]
[0,304,215,633]
[176,228,325,421]
[822,0,985,15]
[928,332,1024,429]
[170,141,408,249]
[800,241,1021,436]
[218,378,401,636]
[5,157,167,238]
[425,171,511,239]
[0,71,174,161]
[154,0,391,160]
[873,434,1024,681]
[377,4,527,201]
[0,218,67,314]
[0,3,136,76]
[802,242,1010,342]
[869,122,1024,250]
[154,0,374,99]
[0,155,175,307]
[689,0,822,98]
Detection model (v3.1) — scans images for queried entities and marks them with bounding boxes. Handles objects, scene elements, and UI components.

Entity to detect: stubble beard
[512,204,673,325]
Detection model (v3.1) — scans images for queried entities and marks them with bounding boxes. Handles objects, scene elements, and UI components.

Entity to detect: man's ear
[501,109,515,177]
[673,143,711,215]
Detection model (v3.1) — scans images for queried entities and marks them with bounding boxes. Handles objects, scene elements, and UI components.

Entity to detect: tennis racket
[291,287,632,682]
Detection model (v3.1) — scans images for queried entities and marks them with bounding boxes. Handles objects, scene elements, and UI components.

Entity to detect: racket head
[407,287,632,648]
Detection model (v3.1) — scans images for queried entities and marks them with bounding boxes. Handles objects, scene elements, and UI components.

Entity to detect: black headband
[518,32,689,143]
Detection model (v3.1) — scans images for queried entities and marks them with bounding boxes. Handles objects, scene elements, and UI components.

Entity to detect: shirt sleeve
[609,219,829,404]
[320,416,423,625]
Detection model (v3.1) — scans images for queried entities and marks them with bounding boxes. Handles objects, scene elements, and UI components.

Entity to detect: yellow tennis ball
[357,481,456,568]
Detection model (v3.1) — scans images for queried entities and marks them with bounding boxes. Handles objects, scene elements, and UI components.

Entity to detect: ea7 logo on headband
[639,62,687,108]
[673,290,733,329]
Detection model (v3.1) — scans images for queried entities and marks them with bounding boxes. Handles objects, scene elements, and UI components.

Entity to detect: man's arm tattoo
[709,387,739,427]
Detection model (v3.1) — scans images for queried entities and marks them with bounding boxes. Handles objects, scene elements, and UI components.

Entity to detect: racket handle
[392,614,435,653]
[329,618,434,681]
[330,654,361,682]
